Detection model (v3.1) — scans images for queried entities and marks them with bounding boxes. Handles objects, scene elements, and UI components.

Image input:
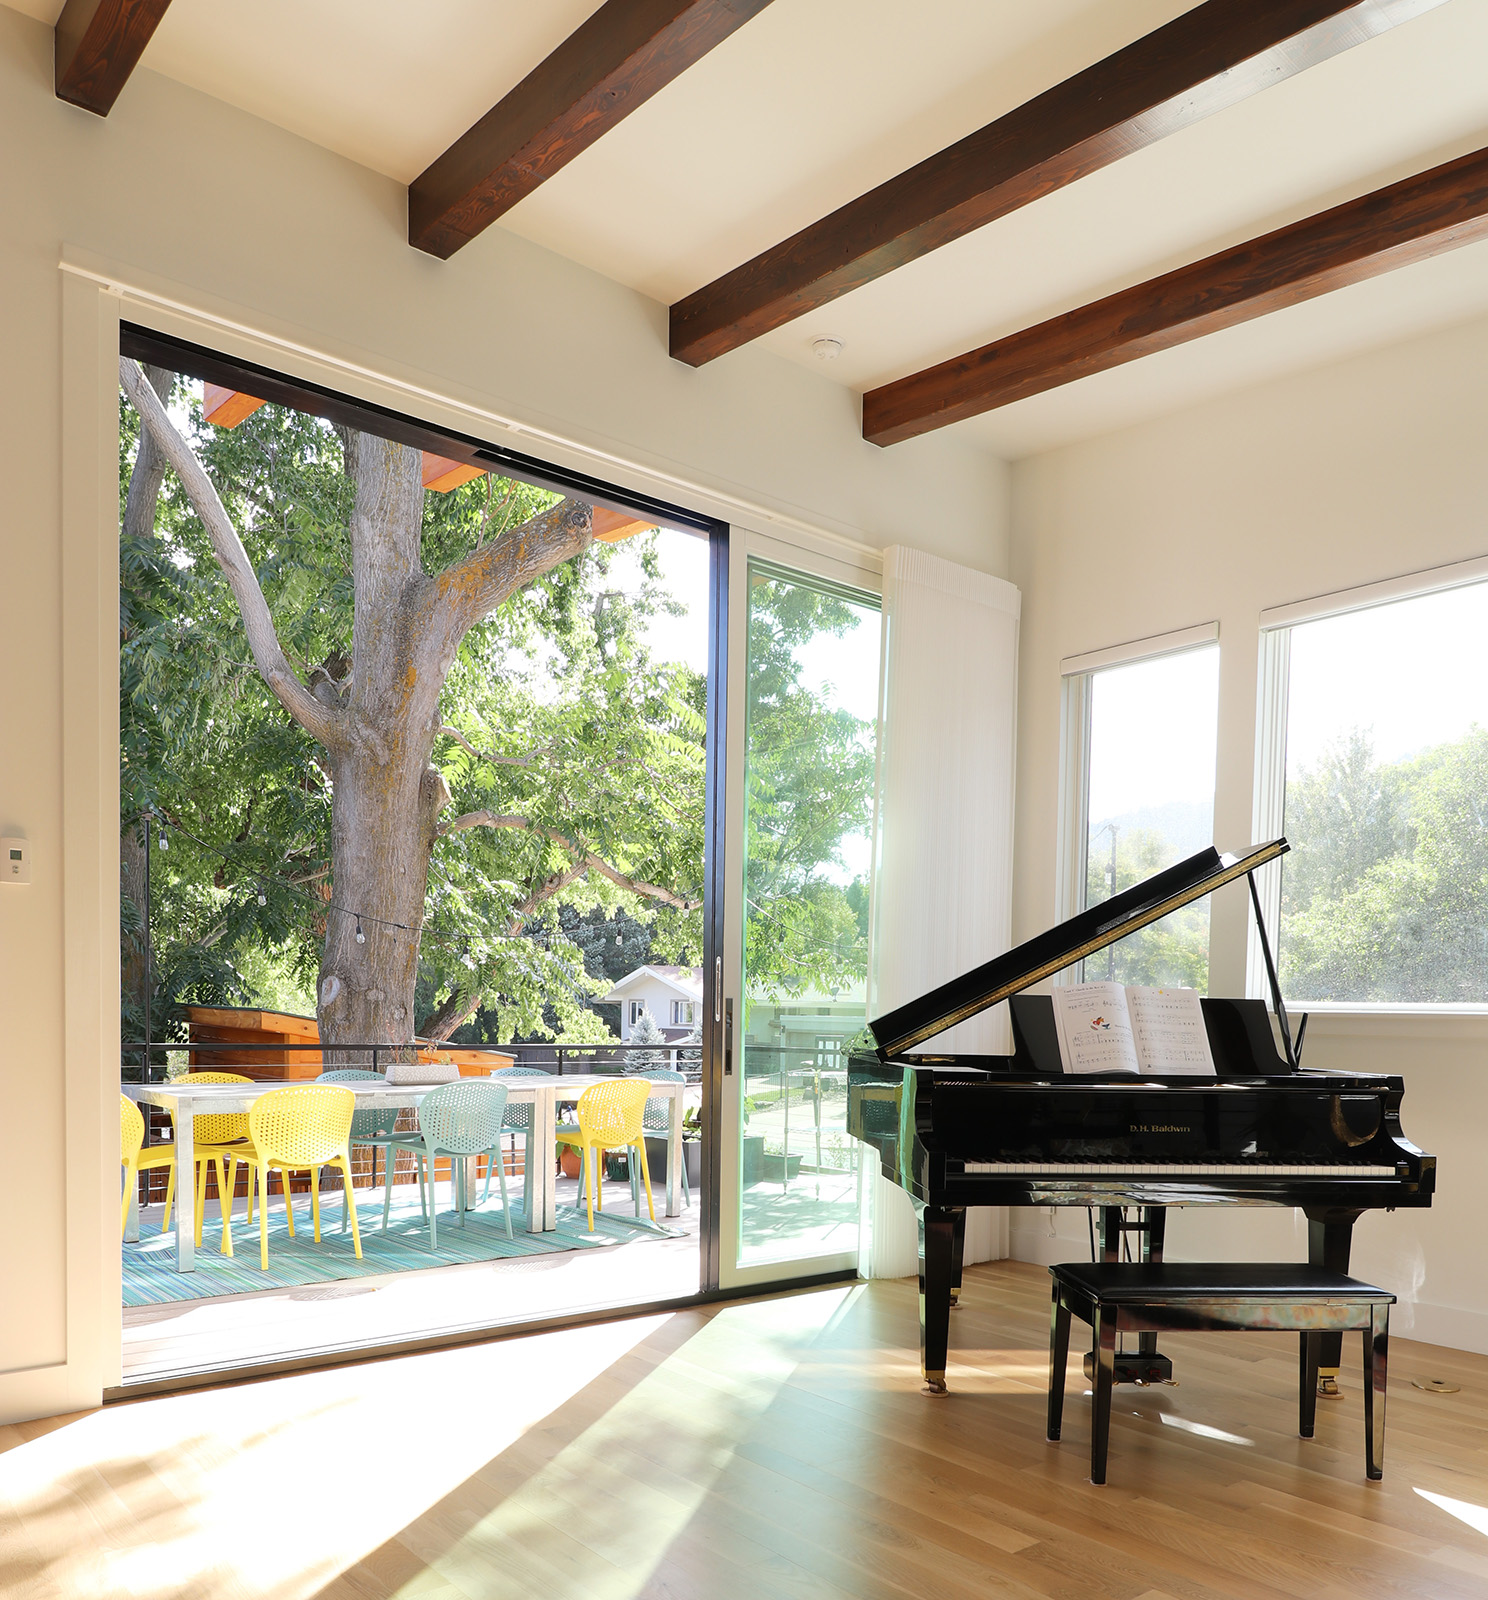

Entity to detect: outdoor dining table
[121,1073,687,1272]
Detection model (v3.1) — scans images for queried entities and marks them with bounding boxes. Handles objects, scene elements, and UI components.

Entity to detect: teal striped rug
[122,1189,682,1306]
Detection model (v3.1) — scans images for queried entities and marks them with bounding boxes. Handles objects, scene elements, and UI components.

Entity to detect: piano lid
[870,838,1289,1059]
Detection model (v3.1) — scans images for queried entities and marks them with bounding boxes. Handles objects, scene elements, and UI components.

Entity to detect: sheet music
[1127,985,1216,1075]
[1051,982,1140,1075]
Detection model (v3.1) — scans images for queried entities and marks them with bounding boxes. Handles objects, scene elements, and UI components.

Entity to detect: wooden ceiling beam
[669,0,1448,367]
[861,145,1488,447]
[55,0,173,116]
[410,0,774,260]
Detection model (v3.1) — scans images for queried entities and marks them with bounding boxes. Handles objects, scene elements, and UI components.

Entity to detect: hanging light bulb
[257,890,267,906]
[158,830,167,851]
[355,915,366,945]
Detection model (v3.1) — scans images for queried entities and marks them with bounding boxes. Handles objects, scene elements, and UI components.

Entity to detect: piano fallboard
[848,1057,1435,1212]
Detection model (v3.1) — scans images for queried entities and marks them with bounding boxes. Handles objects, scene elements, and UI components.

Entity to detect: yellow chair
[120,1093,176,1239]
[233,1085,363,1270]
[554,1078,655,1233]
[177,1071,256,1252]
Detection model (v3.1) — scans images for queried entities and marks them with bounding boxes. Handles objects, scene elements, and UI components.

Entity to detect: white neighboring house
[600,965,704,1042]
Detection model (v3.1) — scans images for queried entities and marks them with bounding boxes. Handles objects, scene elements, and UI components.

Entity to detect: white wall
[0,6,1008,1422]
[1009,309,1488,1353]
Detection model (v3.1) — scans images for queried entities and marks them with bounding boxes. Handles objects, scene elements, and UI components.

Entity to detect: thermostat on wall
[1,839,30,884]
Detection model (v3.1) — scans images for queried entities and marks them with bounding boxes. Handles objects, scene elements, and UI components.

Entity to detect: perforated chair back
[492,1066,550,1131]
[413,1080,509,1155]
[575,1078,649,1150]
[316,1068,395,1139]
[120,1094,144,1162]
[180,1071,254,1146]
[637,1068,685,1132]
[248,1085,354,1168]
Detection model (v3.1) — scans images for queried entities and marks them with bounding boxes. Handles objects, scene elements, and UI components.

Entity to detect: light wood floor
[6,1260,1488,1599]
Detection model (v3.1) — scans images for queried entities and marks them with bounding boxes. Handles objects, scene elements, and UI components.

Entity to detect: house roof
[599,964,704,1006]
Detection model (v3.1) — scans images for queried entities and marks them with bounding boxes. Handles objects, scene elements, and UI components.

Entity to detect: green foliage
[121,381,706,1045]
[1281,728,1488,1002]
[1085,826,1210,989]
[743,575,876,1003]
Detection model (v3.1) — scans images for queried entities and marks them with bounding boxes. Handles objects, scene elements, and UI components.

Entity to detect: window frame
[1251,555,1488,1012]
[1056,625,1221,951]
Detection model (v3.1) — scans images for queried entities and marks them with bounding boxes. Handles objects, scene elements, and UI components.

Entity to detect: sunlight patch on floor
[1416,1486,1488,1538]
[0,1316,668,1600]
[396,1286,861,1599]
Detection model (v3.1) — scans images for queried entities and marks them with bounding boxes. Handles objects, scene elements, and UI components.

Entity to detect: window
[1258,570,1488,1005]
[670,1000,696,1027]
[1060,633,1220,987]
[628,1000,647,1026]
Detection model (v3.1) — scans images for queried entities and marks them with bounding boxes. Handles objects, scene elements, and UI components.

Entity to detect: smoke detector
[812,337,845,362]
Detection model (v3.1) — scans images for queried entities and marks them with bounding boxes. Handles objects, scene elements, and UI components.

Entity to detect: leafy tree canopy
[1281,728,1488,1002]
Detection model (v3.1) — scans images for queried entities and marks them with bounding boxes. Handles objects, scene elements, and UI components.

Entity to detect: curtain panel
[865,547,1021,1278]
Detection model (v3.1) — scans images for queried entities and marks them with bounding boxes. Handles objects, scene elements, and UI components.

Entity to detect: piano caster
[1318,1372,1343,1398]
[923,1372,949,1397]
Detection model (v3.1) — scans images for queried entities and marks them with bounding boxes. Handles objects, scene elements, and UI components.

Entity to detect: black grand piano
[847,839,1435,1394]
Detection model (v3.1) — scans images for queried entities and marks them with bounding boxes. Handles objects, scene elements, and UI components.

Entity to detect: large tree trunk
[315,436,459,1058]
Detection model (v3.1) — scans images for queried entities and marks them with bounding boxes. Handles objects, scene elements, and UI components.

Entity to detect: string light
[257,890,267,906]
[355,916,366,945]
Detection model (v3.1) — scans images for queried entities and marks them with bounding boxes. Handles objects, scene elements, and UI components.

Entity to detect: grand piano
[847,839,1435,1394]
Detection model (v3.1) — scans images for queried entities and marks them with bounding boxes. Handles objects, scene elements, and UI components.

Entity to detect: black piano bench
[1046,1262,1395,1486]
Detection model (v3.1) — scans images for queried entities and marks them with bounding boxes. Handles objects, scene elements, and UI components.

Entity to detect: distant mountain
[1089,800,1213,859]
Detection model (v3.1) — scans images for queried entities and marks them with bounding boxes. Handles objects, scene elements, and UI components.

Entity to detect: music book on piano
[1051,981,1216,1076]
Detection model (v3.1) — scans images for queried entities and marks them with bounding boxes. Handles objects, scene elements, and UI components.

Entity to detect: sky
[1285,583,1488,774]
[1088,645,1220,825]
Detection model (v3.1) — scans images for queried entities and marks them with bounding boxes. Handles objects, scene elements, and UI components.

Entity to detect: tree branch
[438,810,702,912]
[119,357,344,749]
[435,496,593,634]
[437,725,544,767]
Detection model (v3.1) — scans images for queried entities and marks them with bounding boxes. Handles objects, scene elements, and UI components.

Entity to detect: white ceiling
[16,0,1488,457]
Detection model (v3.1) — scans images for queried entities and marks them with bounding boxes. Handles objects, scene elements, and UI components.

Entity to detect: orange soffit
[591,507,654,543]
[421,453,488,492]
[203,384,266,428]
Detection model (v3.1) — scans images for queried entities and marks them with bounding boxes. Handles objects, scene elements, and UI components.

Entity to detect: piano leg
[919,1204,959,1395]
[949,1206,967,1307]
[1306,1208,1361,1397]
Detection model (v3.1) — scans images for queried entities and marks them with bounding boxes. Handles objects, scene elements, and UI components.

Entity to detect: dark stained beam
[410,0,774,259]
[55,0,173,116]
[670,0,1449,367]
[861,145,1488,446]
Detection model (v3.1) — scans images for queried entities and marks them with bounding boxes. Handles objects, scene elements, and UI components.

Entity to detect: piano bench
[1046,1262,1395,1486]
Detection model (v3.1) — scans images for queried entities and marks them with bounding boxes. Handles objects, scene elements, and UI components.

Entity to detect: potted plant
[741,1095,766,1185]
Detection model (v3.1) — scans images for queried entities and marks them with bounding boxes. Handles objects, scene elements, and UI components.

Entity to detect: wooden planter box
[184,1006,511,1080]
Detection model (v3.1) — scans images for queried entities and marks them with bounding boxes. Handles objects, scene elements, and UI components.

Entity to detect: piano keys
[847,840,1435,1394]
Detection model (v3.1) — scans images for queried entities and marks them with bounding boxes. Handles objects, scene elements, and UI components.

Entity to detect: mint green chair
[381,1079,510,1250]
[316,1068,399,1231]
[483,1066,551,1206]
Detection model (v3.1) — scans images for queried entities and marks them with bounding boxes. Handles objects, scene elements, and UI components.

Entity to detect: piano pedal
[1084,1352,1174,1386]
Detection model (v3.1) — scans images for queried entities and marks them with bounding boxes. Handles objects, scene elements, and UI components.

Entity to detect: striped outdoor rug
[122,1188,682,1306]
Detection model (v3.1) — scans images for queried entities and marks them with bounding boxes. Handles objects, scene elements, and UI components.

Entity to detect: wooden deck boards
[4,1260,1485,1598]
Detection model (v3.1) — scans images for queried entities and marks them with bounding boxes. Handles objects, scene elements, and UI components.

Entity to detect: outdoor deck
[121,1168,859,1385]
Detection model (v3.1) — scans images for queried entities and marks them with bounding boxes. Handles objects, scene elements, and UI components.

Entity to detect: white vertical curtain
[864,546,1021,1279]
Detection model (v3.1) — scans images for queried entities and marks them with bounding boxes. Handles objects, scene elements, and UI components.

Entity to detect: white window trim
[1259,552,1488,631]
[1056,627,1220,934]
[1253,554,1488,1011]
[1060,620,1217,678]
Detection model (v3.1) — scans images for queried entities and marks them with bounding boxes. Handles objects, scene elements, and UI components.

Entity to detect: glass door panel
[733,557,880,1274]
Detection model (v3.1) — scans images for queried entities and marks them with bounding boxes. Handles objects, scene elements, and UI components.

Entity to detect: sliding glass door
[717,534,881,1289]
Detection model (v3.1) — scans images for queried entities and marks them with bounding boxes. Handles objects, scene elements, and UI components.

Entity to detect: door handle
[724,997,733,1077]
